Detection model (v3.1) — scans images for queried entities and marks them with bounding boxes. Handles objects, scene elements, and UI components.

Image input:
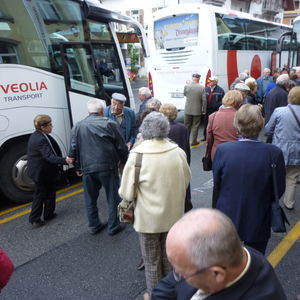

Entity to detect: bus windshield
[154,14,198,50]
[0,0,125,97]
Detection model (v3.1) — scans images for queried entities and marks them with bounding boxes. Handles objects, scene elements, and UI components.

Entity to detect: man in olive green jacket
[184,74,207,146]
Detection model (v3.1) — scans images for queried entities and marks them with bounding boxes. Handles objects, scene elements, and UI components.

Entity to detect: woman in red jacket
[206,90,243,161]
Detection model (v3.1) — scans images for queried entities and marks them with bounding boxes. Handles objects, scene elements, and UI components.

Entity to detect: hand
[66,156,74,164]
[127,143,133,150]
[76,171,82,177]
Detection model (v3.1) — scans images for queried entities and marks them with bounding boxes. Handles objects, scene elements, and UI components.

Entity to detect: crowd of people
[2,65,299,298]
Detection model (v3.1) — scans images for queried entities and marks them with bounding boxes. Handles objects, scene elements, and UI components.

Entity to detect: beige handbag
[118,153,142,224]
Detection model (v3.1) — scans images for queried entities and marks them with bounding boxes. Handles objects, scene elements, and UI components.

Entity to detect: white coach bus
[0,0,149,203]
[146,4,291,109]
[279,15,300,69]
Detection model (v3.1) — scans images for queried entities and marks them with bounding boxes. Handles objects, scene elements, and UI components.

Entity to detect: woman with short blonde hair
[222,90,243,109]
[234,104,264,138]
[206,90,242,161]
[159,103,178,121]
[245,78,260,105]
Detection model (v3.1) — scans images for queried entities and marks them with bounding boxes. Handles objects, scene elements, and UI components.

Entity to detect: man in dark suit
[264,74,289,123]
[203,76,225,140]
[27,115,71,227]
[104,93,136,150]
[152,209,287,300]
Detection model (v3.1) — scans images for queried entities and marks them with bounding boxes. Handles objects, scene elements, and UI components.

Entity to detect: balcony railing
[202,0,226,6]
[262,0,282,14]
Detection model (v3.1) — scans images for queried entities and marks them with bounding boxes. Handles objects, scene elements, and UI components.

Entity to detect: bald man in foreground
[151,209,287,300]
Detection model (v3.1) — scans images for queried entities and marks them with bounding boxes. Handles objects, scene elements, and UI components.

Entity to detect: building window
[130,9,139,23]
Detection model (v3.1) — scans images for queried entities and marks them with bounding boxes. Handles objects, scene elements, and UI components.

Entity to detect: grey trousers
[138,232,172,296]
[283,165,300,209]
[184,114,201,144]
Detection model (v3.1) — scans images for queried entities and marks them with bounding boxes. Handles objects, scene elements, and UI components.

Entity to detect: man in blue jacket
[256,68,272,103]
[152,209,287,300]
[104,93,136,150]
[264,74,289,123]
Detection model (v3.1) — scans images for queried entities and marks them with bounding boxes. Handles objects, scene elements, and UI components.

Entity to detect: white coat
[119,138,191,233]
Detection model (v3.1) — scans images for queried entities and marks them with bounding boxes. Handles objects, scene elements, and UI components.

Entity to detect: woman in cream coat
[119,112,191,300]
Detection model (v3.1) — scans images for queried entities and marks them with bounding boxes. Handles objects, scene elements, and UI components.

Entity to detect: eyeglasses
[42,123,52,128]
[173,265,226,282]
[173,267,209,282]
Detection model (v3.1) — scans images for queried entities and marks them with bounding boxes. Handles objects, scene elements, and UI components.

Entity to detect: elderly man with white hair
[256,67,272,102]
[69,99,128,235]
[152,209,287,300]
[136,87,152,125]
[203,75,225,140]
[104,93,136,150]
[264,73,290,124]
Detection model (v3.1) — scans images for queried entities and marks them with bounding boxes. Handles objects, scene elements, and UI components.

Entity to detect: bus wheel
[0,142,34,204]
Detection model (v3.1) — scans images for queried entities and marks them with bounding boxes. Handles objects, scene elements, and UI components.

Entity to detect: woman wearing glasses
[27,115,72,227]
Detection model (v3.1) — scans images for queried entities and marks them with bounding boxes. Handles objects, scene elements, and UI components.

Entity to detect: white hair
[139,111,170,139]
[139,87,151,98]
[276,74,290,85]
[87,99,106,114]
[239,72,249,81]
[187,209,243,269]
[147,98,162,110]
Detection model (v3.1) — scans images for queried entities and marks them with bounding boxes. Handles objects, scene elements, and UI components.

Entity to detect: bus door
[60,42,106,127]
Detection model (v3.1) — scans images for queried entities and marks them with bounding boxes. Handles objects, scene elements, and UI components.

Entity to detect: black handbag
[202,112,217,172]
[202,154,212,171]
[55,168,69,187]
[270,160,290,233]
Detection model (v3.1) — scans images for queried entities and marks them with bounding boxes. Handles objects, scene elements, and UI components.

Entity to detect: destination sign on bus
[154,14,198,50]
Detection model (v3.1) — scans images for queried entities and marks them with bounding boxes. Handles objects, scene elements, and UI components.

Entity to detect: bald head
[167,209,243,272]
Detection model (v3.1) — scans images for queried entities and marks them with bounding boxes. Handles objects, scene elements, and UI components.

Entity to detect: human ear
[210,266,226,284]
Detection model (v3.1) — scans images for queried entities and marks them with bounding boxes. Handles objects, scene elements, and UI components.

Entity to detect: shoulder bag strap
[42,133,58,156]
[133,153,143,200]
[271,160,279,204]
[288,105,300,127]
[205,112,218,157]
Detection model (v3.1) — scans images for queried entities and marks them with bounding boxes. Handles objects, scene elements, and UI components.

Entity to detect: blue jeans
[82,169,121,234]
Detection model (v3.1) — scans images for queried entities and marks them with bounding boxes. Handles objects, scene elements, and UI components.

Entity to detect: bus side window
[215,14,246,51]
[245,20,267,51]
[266,24,290,51]
[0,43,19,64]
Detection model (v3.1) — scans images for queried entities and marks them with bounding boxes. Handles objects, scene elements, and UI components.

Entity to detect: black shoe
[44,213,57,221]
[30,219,45,228]
[89,222,108,235]
[137,258,145,271]
[108,224,126,236]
